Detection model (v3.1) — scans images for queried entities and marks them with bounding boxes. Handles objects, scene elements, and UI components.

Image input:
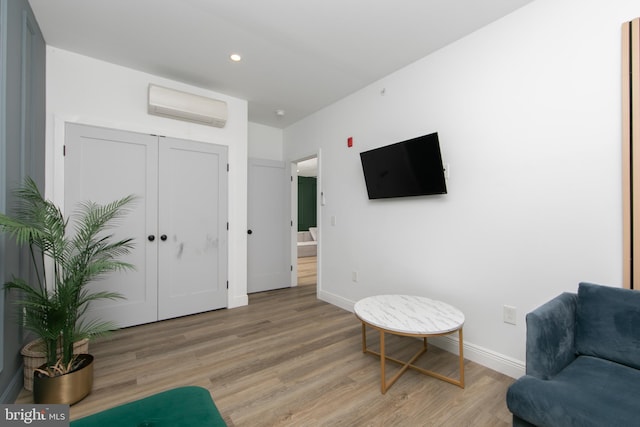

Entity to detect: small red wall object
[347,137,353,147]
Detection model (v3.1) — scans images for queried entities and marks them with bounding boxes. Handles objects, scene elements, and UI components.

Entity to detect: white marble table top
[354,295,465,335]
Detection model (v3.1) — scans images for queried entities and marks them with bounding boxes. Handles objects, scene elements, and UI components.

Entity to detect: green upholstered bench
[71,386,226,427]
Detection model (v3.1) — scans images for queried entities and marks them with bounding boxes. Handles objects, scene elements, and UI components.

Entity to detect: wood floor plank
[297,256,317,286]
[15,269,515,426]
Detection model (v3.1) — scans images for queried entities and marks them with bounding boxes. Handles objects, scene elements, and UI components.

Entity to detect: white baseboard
[428,335,524,379]
[228,294,248,309]
[318,289,354,312]
[318,289,525,379]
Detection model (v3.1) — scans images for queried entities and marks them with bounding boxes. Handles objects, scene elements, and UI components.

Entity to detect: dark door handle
[247,229,253,235]
[160,234,168,241]
[148,235,155,242]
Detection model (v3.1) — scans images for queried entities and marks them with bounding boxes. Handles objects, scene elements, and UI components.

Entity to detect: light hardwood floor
[16,270,515,426]
[297,256,317,286]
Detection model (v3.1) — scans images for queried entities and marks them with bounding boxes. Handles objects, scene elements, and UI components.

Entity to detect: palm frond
[74,317,121,341]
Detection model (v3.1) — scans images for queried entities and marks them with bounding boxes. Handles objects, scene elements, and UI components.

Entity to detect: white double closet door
[64,123,228,328]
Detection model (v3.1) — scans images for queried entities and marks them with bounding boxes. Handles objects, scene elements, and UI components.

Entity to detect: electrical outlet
[503,305,517,325]
[352,271,358,282]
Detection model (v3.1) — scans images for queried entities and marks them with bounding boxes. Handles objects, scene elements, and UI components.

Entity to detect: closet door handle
[247,229,253,235]
[148,235,155,242]
[160,234,168,241]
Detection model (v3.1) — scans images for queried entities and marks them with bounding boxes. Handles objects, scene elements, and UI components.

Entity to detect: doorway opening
[293,156,318,290]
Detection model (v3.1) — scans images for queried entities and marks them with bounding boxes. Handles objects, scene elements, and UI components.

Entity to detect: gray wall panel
[0,0,45,403]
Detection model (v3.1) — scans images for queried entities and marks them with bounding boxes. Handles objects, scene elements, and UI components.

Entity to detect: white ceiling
[28,0,534,128]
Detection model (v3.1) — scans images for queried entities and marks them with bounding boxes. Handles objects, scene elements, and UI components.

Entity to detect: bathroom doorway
[293,156,318,288]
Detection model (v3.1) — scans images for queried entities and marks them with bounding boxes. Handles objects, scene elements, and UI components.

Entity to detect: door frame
[290,150,321,294]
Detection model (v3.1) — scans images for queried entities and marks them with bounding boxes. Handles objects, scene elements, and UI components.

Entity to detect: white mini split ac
[147,84,228,128]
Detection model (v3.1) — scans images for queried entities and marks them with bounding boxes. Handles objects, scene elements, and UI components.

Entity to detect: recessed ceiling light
[229,53,242,62]
[275,109,285,117]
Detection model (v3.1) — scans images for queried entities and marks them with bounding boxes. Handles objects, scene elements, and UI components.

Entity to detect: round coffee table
[354,295,465,393]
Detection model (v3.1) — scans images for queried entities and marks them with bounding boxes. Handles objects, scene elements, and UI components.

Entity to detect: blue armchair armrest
[525,292,577,379]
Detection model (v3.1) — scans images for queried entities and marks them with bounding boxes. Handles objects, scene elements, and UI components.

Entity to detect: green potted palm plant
[0,177,135,404]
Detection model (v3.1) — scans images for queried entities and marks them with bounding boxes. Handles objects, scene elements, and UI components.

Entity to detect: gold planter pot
[33,354,94,405]
[22,338,90,391]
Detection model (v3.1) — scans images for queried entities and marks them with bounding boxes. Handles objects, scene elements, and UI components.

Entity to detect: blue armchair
[506,282,640,427]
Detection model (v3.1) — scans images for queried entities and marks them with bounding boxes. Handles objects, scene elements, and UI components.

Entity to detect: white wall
[45,47,249,309]
[284,0,638,377]
[248,122,283,161]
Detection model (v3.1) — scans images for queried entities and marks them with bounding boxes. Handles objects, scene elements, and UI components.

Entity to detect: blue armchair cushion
[524,292,577,380]
[576,282,640,369]
[507,355,640,427]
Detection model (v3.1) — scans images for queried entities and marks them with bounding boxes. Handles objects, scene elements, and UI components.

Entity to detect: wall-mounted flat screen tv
[360,132,447,200]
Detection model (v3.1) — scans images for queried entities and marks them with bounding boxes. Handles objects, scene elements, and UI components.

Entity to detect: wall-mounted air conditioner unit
[148,84,228,128]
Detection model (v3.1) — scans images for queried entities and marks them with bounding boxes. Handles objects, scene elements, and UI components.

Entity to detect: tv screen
[360,132,447,200]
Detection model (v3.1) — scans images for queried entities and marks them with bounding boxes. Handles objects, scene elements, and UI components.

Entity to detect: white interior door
[248,158,291,293]
[157,137,228,319]
[64,123,158,328]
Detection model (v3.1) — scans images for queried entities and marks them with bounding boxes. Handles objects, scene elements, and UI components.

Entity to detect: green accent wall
[298,176,317,232]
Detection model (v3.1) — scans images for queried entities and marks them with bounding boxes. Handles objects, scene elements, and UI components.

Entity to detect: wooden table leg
[357,320,463,392]
[458,328,465,388]
[380,330,386,394]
